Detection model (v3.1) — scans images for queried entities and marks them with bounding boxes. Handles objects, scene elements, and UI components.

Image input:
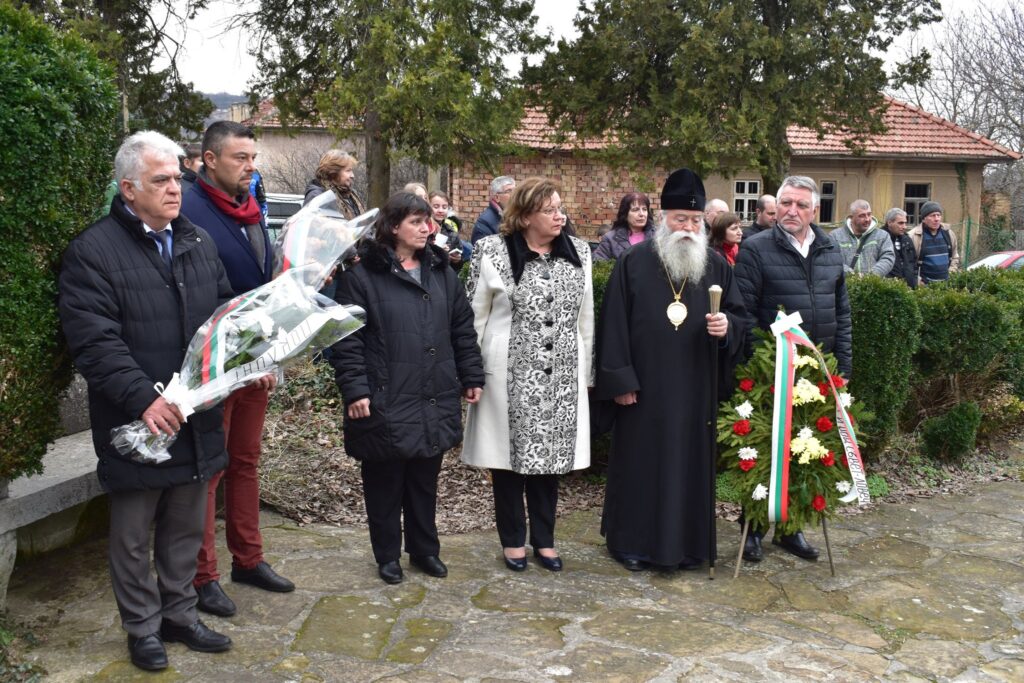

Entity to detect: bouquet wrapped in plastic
[110,266,365,464]
[274,189,378,290]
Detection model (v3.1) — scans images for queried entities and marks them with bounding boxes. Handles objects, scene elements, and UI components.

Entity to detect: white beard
[654,220,709,282]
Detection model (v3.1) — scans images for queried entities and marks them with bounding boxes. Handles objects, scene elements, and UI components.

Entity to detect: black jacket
[330,241,485,461]
[884,228,918,288]
[58,196,234,492]
[734,224,853,377]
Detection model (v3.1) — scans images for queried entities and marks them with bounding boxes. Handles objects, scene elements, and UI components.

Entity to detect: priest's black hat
[660,168,706,211]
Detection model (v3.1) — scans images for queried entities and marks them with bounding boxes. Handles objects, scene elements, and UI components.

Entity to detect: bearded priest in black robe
[596,168,747,571]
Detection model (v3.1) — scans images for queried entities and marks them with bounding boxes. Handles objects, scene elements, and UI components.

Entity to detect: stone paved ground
[6,479,1024,682]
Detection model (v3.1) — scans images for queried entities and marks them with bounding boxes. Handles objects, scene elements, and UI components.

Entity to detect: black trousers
[361,455,443,564]
[490,469,559,549]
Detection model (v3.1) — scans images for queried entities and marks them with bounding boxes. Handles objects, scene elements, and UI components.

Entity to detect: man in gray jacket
[829,199,895,277]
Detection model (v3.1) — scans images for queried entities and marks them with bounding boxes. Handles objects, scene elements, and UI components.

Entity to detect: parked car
[967,251,1024,270]
[265,192,304,241]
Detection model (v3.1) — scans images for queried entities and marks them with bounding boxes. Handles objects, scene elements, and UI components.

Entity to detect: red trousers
[195,384,269,586]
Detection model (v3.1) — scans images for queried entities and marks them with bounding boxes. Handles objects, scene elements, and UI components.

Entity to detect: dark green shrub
[847,275,921,447]
[912,287,1008,378]
[591,259,615,327]
[920,401,982,462]
[940,268,1024,398]
[0,4,118,480]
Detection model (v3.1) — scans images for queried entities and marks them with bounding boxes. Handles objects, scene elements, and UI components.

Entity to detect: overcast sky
[175,0,996,96]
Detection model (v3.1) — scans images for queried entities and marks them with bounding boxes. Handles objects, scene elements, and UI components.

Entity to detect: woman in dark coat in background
[330,192,485,585]
[593,192,655,261]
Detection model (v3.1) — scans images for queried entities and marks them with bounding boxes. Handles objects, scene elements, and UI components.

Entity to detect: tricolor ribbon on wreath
[767,311,870,522]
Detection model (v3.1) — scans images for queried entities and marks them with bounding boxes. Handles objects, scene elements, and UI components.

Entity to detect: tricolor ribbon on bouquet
[767,311,870,522]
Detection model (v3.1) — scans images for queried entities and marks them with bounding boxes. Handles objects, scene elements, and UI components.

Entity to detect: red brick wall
[451,153,669,240]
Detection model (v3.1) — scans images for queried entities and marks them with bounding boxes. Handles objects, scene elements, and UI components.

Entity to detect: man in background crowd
[909,201,959,284]
[471,175,515,243]
[882,208,918,287]
[742,194,777,241]
[829,199,895,277]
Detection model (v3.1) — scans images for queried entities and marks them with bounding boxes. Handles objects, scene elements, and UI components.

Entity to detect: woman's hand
[347,398,371,419]
[463,387,482,404]
[449,249,462,264]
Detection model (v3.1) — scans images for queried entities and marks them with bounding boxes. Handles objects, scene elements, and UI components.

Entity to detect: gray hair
[849,199,871,213]
[706,198,728,213]
[883,207,907,225]
[114,130,183,189]
[489,175,515,198]
[776,176,820,208]
[756,194,776,211]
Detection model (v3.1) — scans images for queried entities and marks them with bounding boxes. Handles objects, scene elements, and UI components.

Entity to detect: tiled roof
[242,99,334,129]
[786,96,1020,161]
[246,96,1020,162]
[513,97,1019,162]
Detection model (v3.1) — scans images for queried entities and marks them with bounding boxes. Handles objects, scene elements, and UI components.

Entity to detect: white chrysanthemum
[790,437,807,456]
[839,392,854,408]
[798,426,813,440]
[835,481,852,494]
[751,484,768,500]
[792,377,826,405]
[735,401,754,419]
[794,435,827,464]
[738,447,758,461]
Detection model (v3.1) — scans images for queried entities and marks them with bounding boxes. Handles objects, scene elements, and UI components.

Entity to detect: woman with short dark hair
[593,192,654,261]
[330,192,485,585]
[462,177,594,573]
[709,211,743,265]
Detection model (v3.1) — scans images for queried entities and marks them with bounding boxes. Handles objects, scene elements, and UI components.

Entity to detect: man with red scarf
[181,121,294,618]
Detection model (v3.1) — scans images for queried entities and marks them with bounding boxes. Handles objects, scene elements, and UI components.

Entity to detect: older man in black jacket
[733,175,852,564]
[59,131,235,671]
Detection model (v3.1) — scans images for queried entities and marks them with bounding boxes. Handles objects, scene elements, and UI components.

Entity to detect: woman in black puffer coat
[330,192,484,585]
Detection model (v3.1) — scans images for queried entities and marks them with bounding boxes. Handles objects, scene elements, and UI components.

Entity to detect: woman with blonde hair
[305,149,364,219]
[462,177,594,573]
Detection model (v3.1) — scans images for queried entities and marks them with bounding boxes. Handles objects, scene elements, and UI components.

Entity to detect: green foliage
[591,259,615,328]
[27,0,213,138]
[921,401,982,462]
[912,286,1008,378]
[525,0,940,188]
[247,0,548,204]
[717,329,870,535]
[940,268,1024,398]
[866,473,890,498]
[715,470,745,504]
[0,2,119,480]
[847,276,921,446]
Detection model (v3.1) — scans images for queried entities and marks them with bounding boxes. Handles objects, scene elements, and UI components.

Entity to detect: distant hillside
[204,91,247,110]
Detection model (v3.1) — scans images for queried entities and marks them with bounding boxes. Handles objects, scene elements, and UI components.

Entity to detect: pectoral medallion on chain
[667,299,688,330]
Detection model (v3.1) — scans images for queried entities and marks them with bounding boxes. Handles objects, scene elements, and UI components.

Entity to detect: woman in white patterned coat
[462,177,594,573]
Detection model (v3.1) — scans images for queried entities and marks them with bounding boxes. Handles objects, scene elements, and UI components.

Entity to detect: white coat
[461,233,594,475]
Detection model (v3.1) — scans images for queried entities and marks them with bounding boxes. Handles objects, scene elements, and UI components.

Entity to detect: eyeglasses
[540,206,567,217]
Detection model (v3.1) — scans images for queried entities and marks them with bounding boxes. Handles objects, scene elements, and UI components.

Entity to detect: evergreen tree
[244,0,548,206]
[526,0,940,191]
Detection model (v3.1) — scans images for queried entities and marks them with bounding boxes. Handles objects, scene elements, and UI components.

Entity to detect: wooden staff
[708,284,722,580]
[821,515,836,577]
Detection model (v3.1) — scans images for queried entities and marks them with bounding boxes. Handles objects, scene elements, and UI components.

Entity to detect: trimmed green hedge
[847,276,921,447]
[921,401,982,462]
[0,3,118,480]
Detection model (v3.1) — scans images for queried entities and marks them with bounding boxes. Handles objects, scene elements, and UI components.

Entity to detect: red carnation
[840,453,849,468]
[733,420,751,436]
[818,382,830,396]
[739,378,755,392]
[831,375,845,388]
[822,451,835,467]
[738,459,756,472]
[849,413,856,426]
[812,494,827,512]
[816,416,833,432]
[769,385,775,394]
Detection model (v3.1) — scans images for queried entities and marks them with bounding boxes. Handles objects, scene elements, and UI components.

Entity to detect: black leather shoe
[378,560,404,584]
[231,561,295,592]
[533,548,563,572]
[410,555,448,578]
[196,580,237,617]
[773,531,820,561]
[678,557,702,571]
[127,633,167,671]
[160,620,232,653]
[621,558,649,572]
[743,532,764,562]
[503,552,528,572]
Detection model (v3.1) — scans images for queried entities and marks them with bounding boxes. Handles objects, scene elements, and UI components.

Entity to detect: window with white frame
[819,180,837,224]
[903,183,931,225]
[733,180,760,222]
